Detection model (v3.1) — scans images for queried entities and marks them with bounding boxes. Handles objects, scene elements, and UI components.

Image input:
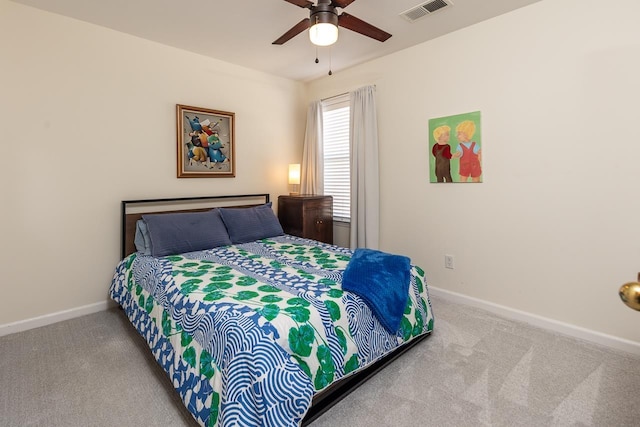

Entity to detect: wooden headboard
[121,194,270,259]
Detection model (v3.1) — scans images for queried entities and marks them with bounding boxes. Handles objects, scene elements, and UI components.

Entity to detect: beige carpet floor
[1,295,639,426]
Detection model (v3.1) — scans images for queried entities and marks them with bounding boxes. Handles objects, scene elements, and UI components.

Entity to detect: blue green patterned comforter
[109,235,433,427]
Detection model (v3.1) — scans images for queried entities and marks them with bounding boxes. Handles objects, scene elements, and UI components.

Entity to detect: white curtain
[349,85,379,249]
[300,101,323,195]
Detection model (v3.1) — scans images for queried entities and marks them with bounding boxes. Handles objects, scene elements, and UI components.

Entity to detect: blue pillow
[134,219,152,255]
[219,202,284,244]
[142,209,232,257]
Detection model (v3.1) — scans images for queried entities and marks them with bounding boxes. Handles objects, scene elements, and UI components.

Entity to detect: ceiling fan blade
[338,12,391,42]
[332,0,356,8]
[272,18,311,45]
[284,0,314,8]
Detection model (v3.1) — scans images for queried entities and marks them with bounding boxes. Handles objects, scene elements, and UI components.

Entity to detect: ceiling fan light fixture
[274,0,391,47]
[309,22,338,46]
[309,5,339,47]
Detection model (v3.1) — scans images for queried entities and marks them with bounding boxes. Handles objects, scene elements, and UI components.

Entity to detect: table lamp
[288,164,300,195]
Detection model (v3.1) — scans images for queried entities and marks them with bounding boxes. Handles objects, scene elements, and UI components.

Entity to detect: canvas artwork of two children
[429,111,482,183]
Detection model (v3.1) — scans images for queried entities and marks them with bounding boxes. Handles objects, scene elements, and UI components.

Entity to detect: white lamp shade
[288,164,301,185]
[309,23,338,46]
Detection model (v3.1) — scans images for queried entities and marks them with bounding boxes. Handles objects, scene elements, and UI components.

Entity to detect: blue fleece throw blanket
[342,248,411,334]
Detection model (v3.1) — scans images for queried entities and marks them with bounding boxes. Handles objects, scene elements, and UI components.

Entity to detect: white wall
[307,0,640,345]
[0,1,306,326]
[3,0,640,349]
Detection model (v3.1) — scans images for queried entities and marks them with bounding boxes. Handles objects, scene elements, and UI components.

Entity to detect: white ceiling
[11,0,542,82]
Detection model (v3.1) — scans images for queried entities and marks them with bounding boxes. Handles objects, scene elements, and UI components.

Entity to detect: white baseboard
[0,300,116,337]
[429,286,640,356]
[4,288,639,355]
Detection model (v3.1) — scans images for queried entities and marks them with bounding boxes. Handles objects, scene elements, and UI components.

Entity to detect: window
[322,94,350,221]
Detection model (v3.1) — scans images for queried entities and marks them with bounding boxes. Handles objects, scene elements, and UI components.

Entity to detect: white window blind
[322,94,350,221]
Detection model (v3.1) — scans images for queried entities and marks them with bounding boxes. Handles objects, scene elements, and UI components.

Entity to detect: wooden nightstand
[278,195,333,244]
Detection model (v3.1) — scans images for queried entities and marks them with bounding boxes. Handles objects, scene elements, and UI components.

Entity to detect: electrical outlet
[445,255,454,269]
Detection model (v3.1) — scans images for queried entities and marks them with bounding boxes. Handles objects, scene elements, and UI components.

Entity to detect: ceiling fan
[273,0,392,46]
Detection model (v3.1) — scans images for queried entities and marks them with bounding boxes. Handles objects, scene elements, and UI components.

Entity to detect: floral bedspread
[109,235,433,427]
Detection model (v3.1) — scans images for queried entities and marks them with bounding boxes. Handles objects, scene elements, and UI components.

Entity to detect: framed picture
[176,104,235,178]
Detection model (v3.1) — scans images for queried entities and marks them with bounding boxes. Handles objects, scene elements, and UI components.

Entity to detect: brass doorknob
[619,273,640,311]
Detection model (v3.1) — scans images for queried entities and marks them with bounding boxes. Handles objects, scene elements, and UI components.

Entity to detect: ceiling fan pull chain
[328,46,333,75]
[315,45,319,64]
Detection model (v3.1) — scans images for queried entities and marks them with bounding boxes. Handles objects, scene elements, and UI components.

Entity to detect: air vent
[400,0,453,22]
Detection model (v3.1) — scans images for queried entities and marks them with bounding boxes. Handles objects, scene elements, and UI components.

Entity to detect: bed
[110,194,433,426]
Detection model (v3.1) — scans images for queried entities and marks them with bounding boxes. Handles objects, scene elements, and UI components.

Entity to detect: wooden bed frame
[120,193,430,425]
